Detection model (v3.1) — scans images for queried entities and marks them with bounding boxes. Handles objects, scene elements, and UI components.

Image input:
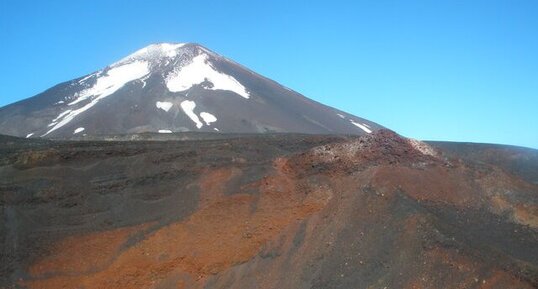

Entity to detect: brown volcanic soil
[0,131,537,289]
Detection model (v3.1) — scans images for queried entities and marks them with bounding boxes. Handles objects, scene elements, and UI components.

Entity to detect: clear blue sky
[1,0,537,148]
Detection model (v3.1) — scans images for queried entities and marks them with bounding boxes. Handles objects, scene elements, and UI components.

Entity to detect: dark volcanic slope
[0,43,381,138]
[429,141,538,185]
[1,132,537,289]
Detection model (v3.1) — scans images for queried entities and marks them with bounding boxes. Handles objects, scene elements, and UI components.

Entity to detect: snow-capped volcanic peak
[0,42,384,138]
[117,43,187,64]
[41,43,253,136]
[116,42,250,98]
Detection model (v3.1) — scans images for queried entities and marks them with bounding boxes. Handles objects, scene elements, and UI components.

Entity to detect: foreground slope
[0,43,381,138]
[1,132,536,288]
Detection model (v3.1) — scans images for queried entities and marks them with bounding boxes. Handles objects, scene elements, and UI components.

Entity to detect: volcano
[0,43,381,138]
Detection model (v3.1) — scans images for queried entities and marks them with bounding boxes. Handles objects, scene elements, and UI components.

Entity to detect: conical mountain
[0,43,382,138]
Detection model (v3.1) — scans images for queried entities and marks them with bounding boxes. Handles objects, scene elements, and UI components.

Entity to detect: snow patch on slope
[180,100,203,129]
[156,101,173,112]
[350,120,372,134]
[53,110,72,122]
[338,114,373,133]
[43,61,150,136]
[78,73,97,84]
[74,127,85,134]
[200,112,217,125]
[69,61,149,106]
[166,53,250,99]
[140,74,151,88]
